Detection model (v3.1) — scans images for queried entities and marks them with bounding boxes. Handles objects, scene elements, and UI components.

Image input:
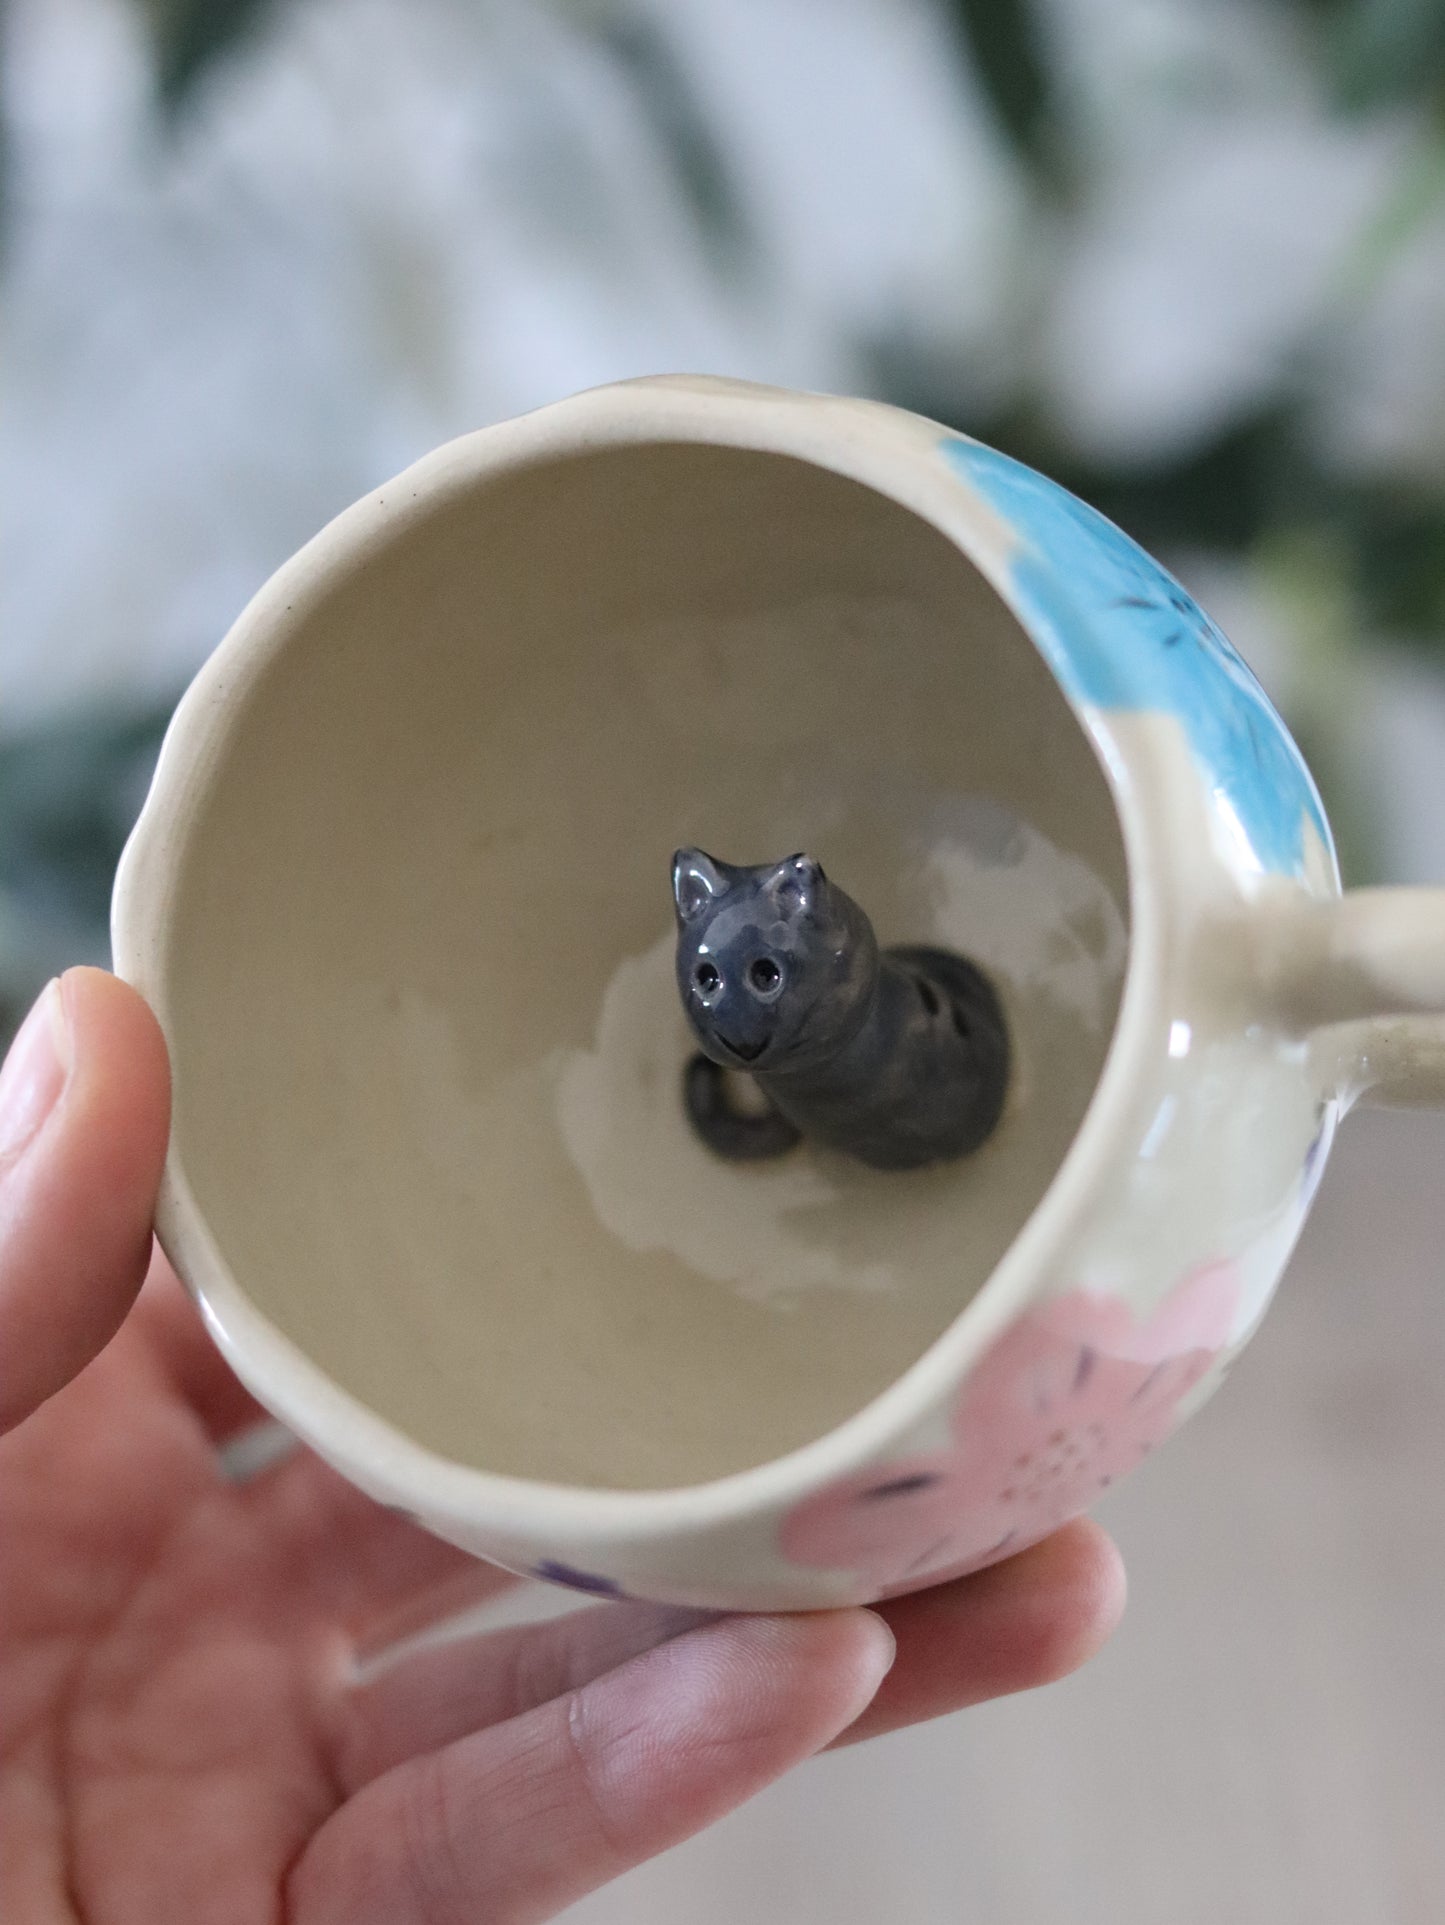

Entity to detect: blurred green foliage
[137,0,279,110]
[1306,0,1445,112]
[598,18,754,267]
[942,0,1062,185]
[3,0,1445,1040]
[111,0,1445,668]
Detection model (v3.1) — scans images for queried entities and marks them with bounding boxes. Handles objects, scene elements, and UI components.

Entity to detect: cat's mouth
[719,1035,766,1063]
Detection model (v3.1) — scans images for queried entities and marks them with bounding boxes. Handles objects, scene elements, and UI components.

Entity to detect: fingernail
[855,1611,898,1693]
[0,980,71,1165]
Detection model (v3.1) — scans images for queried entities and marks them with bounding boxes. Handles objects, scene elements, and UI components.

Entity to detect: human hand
[0,969,1125,1922]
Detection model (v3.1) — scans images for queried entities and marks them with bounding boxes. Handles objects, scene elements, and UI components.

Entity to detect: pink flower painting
[781,1263,1239,1596]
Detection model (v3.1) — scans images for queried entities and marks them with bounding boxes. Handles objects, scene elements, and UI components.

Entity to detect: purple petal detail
[1129,1360,1168,1403]
[533,1560,623,1597]
[903,1531,959,1575]
[862,1473,943,1501]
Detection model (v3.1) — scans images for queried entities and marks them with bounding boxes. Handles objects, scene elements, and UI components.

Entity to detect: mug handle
[1252,888,1445,1109]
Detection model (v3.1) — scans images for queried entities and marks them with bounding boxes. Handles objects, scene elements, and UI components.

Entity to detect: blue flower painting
[941,438,1331,878]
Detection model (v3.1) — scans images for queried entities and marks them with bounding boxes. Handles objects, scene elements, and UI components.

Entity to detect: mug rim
[112,375,1170,1542]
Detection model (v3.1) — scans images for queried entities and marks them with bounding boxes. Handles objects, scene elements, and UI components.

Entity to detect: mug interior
[162,441,1130,1488]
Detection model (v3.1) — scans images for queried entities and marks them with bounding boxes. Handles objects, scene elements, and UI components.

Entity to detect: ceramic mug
[112,377,1445,1611]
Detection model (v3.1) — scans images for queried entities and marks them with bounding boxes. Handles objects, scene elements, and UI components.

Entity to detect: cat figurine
[671,848,1010,1171]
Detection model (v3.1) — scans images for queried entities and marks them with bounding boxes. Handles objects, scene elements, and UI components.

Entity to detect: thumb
[0,968,170,1432]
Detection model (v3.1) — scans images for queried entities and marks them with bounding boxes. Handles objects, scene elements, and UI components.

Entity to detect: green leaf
[941,0,1058,182]
[1304,0,1445,112]
[0,701,176,1041]
[1350,490,1445,637]
[0,704,171,933]
[135,0,279,111]
[598,20,752,265]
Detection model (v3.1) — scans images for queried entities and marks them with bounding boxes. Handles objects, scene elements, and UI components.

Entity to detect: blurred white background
[3,1,1444,1915]
[6,0,1445,1023]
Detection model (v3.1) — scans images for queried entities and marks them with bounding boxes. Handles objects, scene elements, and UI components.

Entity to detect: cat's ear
[766,853,826,918]
[672,848,728,924]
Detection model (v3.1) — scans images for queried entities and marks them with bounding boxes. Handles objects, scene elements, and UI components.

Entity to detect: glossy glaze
[111,378,1445,1610]
[673,848,1009,1170]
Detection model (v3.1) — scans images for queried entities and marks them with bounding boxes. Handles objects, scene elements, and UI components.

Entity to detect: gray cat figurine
[671,848,1009,1171]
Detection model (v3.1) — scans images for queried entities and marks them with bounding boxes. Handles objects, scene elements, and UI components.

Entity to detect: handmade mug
[113,376,1445,1610]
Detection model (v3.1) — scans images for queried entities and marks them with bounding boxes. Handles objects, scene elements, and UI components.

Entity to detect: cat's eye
[694,962,721,994]
[748,957,782,994]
